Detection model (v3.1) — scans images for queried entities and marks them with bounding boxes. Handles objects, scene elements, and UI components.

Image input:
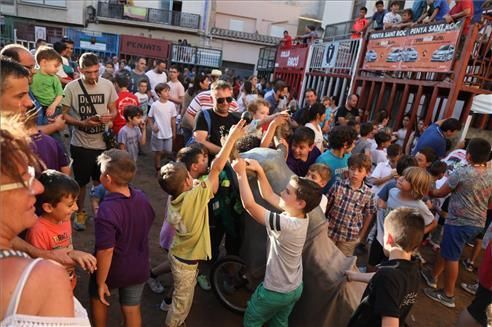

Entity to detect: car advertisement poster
[362,21,462,72]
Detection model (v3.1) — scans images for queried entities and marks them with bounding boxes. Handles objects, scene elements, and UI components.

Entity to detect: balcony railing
[97,2,200,30]
[324,19,356,41]
[171,44,222,68]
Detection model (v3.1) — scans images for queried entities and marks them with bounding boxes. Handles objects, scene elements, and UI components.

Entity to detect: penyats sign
[275,46,309,69]
[362,21,463,73]
[120,35,170,60]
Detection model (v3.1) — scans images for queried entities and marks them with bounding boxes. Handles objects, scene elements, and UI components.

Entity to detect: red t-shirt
[283,35,293,48]
[479,243,492,290]
[113,91,140,135]
[26,217,77,288]
[352,17,368,39]
[449,0,474,34]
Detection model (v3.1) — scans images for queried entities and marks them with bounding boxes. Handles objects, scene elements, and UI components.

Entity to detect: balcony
[324,19,356,41]
[171,44,222,68]
[97,1,200,31]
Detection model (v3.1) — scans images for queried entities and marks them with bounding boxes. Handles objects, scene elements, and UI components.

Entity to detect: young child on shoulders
[245,99,287,139]
[26,170,96,289]
[346,207,425,327]
[304,103,326,152]
[159,120,246,327]
[316,125,358,189]
[148,83,177,172]
[90,149,155,326]
[326,153,376,256]
[31,46,64,126]
[134,79,150,118]
[371,167,436,270]
[231,157,322,327]
[371,131,392,167]
[306,163,331,214]
[117,105,146,162]
[284,126,321,177]
[422,138,492,309]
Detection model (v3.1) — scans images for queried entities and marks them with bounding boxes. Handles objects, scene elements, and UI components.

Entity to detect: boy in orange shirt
[352,7,368,39]
[27,170,97,289]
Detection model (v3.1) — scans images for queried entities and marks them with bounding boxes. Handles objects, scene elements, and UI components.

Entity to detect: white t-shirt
[371,148,387,166]
[263,210,308,293]
[305,122,324,152]
[320,194,328,214]
[56,56,69,78]
[146,69,167,100]
[167,80,185,113]
[377,188,434,245]
[383,12,402,27]
[148,100,177,139]
[370,160,394,197]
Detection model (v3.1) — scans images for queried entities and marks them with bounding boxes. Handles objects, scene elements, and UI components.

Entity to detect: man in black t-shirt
[193,80,239,155]
[293,88,318,126]
[335,94,360,126]
[346,208,425,327]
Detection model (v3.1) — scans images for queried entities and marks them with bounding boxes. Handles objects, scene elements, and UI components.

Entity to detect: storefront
[119,34,171,64]
[10,17,63,50]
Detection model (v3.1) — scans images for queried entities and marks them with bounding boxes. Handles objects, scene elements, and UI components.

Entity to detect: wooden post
[404,85,423,148]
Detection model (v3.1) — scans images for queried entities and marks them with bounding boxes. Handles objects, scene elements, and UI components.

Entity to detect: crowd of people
[0,38,491,327]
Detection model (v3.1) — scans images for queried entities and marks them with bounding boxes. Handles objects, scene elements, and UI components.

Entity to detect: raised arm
[245,159,282,210]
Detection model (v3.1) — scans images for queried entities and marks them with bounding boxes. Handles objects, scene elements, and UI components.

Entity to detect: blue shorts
[440,224,482,261]
[89,274,144,306]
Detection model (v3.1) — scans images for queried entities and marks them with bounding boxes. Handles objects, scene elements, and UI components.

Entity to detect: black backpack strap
[78,79,97,116]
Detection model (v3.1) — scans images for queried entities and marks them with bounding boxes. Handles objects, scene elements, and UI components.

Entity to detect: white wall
[16,0,85,25]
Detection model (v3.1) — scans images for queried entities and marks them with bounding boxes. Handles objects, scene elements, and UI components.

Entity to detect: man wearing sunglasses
[193,80,239,156]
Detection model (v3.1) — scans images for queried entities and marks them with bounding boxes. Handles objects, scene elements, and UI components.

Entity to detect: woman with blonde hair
[0,114,90,326]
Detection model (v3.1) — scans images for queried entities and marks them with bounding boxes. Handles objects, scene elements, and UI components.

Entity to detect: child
[231,157,322,327]
[113,73,140,135]
[352,122,375,156]
[26,170,97,289]
[368,143,401,197]
[383,1,402,29]
[321,96,334,135]
[351,6,368,39]
[90,149,155,326]
[159,120,246,327]
[371,167,436,269]
[371,131,391,167]
[31,46,63,126]
[117,105,146,162]
[422,138,492,308]
[282,127,320,177]
[346,208,425,326]
[245,99,285,138]
[397,8,415,29]
[148,83,177,172]
[305,103,326,152]
[415,146,438,169]
[427,160,449,252]
[316,125,358,188]
[306,163,331,214]
[134,79,150,118]
[326,153,376,256]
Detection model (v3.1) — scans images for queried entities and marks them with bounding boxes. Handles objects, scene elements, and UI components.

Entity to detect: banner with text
[362,21,462,73]
[275,46,309,69]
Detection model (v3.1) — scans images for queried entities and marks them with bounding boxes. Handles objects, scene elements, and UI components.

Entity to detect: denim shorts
[89,274,144,306]
[440,224,482,261]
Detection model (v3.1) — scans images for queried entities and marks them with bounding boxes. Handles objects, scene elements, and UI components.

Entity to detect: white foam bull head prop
[239,147,365,326]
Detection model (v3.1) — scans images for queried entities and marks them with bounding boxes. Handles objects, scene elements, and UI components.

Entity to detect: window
[351,0,367,19]
[22,0,66,7]
[0,0,15,5]
[270,25,285,38]
[229,19,244,32]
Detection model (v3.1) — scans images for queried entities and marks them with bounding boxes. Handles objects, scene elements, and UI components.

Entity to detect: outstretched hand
[245,159,262,173]
[232,158,247,175]
[228,119,247,140]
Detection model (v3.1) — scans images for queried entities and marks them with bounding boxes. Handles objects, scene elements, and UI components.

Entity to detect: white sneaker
[160,299,171,312]
[147,277,165,294]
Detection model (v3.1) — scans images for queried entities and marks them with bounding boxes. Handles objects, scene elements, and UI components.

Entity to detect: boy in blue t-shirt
[316,125,358,189]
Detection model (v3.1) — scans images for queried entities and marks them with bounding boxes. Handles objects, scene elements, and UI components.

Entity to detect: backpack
[186,109,212,146]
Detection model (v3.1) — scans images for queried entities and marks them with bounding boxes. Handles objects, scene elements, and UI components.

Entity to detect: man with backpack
[192,80,239,158]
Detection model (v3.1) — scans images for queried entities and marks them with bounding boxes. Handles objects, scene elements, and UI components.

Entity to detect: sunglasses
[0,166,35,192]
[216,96,233,104]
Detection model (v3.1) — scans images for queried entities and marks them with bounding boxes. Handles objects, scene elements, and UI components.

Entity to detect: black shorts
[467,284,492,326]
[70,145,103,187]
[368,239,387,267]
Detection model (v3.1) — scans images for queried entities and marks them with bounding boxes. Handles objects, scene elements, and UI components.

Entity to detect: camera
[241,111,253,125]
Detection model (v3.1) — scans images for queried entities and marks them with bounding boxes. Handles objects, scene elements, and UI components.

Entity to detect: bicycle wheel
[210,255,253,314]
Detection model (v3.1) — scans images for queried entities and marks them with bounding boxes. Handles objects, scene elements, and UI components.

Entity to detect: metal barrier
[171,44,222,68]
[300,38,362,106]
[97,1,201,30]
